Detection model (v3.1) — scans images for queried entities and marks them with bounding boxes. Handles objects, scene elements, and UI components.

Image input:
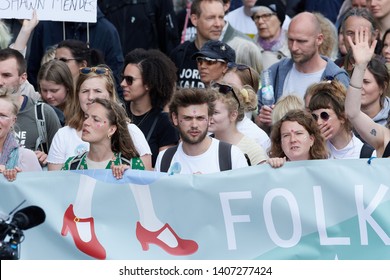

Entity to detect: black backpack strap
[160,145,179,172]
[34,101,48,153]
[360,143,375,158]
[244,153,252,166]
[218,141,232,171]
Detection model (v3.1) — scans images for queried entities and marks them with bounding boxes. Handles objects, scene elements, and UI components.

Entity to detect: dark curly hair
[124,49,177,109]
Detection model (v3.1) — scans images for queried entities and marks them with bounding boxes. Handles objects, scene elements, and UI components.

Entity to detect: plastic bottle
[260,69,275,106]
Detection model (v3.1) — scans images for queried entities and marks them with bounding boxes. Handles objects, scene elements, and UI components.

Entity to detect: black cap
[192,40,236,63]
[252,0,286,26]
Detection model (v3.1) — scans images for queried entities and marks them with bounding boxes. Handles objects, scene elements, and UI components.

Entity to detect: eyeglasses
[121,75,141,86]
[79,67,110,75]
[55,57,80,63]
[212,83,241,108]
[227,62,255,88]
[311,111,330,122]
[252,13,276,22]
[196,56,226,66]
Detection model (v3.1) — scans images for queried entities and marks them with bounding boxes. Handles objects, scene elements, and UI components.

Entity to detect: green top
[62,152,145,170]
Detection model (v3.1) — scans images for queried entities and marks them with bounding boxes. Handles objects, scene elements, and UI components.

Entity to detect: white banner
[0,0,97,23]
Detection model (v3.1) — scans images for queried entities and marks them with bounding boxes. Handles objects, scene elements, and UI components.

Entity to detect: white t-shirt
[155,138,248,174]
[327,134,364,159]
[237,116,270,152]
[283,64,325,99]
[47,123,151,165]
[225,7,257,38]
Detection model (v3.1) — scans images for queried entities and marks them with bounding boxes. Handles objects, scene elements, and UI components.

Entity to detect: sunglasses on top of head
[227,62,254,88]
[212,82,241,108]
[311,111,330,122]
[79,67,110,75]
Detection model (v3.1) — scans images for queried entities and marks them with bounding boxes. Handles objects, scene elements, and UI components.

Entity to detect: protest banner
[0,159,389,260]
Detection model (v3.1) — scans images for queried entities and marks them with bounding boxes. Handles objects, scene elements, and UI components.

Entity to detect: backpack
[359,143,375,158]
[34,101,48,154]
[160,141,233,172]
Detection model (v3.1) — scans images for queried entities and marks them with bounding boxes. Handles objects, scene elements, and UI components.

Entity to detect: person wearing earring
[61,98,145,259]
[121,49,179,167]
[55,67,197,259]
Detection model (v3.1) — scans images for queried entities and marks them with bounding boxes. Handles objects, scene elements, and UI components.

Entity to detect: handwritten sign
[0,0,97,23]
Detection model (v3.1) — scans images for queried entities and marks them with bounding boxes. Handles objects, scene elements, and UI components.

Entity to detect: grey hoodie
[372,96,390,126]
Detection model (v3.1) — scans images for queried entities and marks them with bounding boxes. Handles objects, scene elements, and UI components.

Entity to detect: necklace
[130,110,151,127]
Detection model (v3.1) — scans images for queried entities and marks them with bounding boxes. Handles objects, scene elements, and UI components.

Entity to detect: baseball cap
[192,40,236,63]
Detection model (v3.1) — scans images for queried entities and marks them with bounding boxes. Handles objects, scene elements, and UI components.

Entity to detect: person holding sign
[345,26,390,158]
[267,109,329,168]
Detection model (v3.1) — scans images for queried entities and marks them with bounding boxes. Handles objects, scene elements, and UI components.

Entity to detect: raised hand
[21,10,39,32]
[347,26,377,66]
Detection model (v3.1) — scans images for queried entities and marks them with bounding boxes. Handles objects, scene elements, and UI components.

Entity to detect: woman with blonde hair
[209,83,267,165]
[0,89,41,181]
[47,65,152,171]
[272,95,305,125]
[222,62,270,152]
[55,68,197,259]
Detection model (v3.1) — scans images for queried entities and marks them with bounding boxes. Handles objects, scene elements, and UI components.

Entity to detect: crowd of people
[1,0,390,256]
[1,0,389,175]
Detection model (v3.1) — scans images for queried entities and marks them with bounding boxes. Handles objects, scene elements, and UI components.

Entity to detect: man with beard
[256,12,349,130]
[154,87,248,174]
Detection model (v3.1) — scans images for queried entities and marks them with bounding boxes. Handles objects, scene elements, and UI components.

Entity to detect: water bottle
[260,70,275,106]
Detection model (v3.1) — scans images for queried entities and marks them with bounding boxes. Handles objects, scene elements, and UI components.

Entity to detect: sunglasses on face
[121,75,141,86]
[311,111,330,122]
[79,67,110,75]
[212,82,241,108]
[196,56,227,66]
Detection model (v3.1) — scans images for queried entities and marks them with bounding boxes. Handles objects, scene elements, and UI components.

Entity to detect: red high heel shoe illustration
[136,221,198,256]
[61,204,106,260]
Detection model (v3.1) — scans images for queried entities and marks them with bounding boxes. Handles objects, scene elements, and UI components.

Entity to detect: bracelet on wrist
[349,83,362,90]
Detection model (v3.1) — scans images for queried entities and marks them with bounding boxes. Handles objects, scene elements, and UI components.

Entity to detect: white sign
[0,0,97,23]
